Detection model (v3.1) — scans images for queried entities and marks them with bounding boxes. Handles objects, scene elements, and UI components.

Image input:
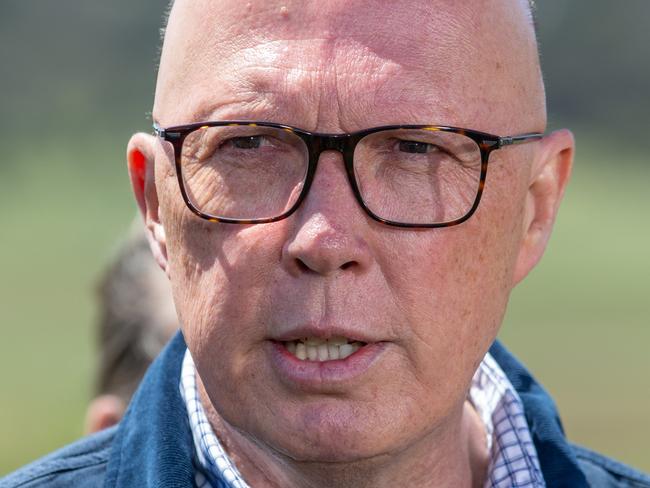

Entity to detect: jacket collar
[104,332,588,487]
[104,331,195,488]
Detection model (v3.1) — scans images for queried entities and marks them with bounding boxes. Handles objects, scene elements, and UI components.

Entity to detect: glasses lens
[180,125,309,220]
[353,129,483,225]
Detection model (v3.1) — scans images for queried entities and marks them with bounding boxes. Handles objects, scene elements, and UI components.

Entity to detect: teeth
[339,343,355,359]
[317,344,329,361]
[328,336,349,346]
[295,342,307,360]
[283,337,364,362]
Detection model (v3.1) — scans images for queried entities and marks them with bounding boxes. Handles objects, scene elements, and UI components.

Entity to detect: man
[3,0,649,487]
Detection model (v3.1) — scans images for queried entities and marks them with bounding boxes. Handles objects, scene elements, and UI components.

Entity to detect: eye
[226,135,265,150]
[398,140,438,154]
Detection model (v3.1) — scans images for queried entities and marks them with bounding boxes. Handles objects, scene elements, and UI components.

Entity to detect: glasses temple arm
[498,133,544,148]
[153,123,166,138]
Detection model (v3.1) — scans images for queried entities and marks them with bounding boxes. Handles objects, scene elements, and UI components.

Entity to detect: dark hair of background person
[94,221,177,404]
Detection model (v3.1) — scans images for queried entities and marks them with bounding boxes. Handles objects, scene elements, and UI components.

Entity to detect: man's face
[150,0,549,462]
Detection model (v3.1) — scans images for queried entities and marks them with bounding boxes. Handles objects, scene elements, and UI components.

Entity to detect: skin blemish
[279,6,289,18]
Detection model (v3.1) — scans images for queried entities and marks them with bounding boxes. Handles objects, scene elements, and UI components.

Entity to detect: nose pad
[281,149,372,277]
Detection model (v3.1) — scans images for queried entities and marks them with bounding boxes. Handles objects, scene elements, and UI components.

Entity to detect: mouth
[268,335,386,387]
[281,336,368,362]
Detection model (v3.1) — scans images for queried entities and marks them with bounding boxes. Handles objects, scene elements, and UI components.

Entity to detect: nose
[281,150,373,277]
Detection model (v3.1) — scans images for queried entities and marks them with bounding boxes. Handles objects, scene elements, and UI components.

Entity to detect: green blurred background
[1,0,648,474]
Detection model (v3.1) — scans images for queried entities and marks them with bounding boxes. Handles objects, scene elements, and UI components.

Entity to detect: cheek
[165,221,283,427]
[160,179,283,373]
[376,174,526,404]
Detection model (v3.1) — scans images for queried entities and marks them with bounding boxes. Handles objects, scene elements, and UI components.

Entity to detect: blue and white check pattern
[469,353,546,487]
[179,351,249,488]
[181,348,545,488]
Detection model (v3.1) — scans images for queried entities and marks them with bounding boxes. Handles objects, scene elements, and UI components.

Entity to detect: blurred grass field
[0,131,648,474]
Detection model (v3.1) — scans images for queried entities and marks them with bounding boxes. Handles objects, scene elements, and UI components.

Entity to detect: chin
[264,400,402,464]
[278,435,385,464]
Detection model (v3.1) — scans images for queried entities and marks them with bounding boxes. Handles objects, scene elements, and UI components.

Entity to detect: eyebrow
[163,98,301,129]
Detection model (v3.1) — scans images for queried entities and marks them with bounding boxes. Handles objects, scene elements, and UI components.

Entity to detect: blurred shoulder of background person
[85,218,177,434]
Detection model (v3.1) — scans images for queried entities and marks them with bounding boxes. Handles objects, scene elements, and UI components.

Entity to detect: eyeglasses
[153,121,542,228]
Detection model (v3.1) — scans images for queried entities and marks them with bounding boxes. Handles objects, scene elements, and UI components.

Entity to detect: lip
[267,340,388,390]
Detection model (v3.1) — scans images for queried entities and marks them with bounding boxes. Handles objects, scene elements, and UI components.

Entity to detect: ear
[84,395,126,434]
[512,129,575,285]
[127,133,169,275]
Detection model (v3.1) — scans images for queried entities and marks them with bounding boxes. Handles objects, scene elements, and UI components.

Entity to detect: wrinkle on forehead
[155,0,545,133]
[216,39,426,131]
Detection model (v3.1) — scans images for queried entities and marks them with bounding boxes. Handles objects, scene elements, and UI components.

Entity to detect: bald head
[155,0,545,136]
[161,0,539,38]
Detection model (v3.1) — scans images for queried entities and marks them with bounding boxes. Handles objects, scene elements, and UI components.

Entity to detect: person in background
[85,220,177,434]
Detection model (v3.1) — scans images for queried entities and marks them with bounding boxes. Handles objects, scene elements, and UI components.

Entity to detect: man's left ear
[127,133,169,275]
[512,129,575,285]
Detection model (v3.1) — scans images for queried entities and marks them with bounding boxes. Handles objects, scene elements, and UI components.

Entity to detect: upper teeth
[285,337,364,361]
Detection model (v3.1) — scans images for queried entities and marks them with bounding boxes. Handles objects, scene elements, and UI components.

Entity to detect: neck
[197,378,489,488]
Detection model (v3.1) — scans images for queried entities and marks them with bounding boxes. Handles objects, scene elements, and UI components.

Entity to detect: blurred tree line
[0,0,168,144]
[536,2,650,143]
[0,0,649,161]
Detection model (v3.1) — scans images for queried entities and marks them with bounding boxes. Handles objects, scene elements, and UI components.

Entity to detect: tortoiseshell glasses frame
[153,121,543,228]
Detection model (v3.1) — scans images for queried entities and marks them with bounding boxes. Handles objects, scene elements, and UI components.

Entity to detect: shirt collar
[470,352,546,487]
[179,350,249,488]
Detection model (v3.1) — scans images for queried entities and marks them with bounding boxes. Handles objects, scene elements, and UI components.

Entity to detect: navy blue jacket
[3,332,649,487]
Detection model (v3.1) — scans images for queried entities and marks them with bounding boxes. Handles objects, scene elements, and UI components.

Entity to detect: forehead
[155,0,541,133]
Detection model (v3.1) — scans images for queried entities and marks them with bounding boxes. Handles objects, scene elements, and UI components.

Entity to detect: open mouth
[281,336,367,362]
